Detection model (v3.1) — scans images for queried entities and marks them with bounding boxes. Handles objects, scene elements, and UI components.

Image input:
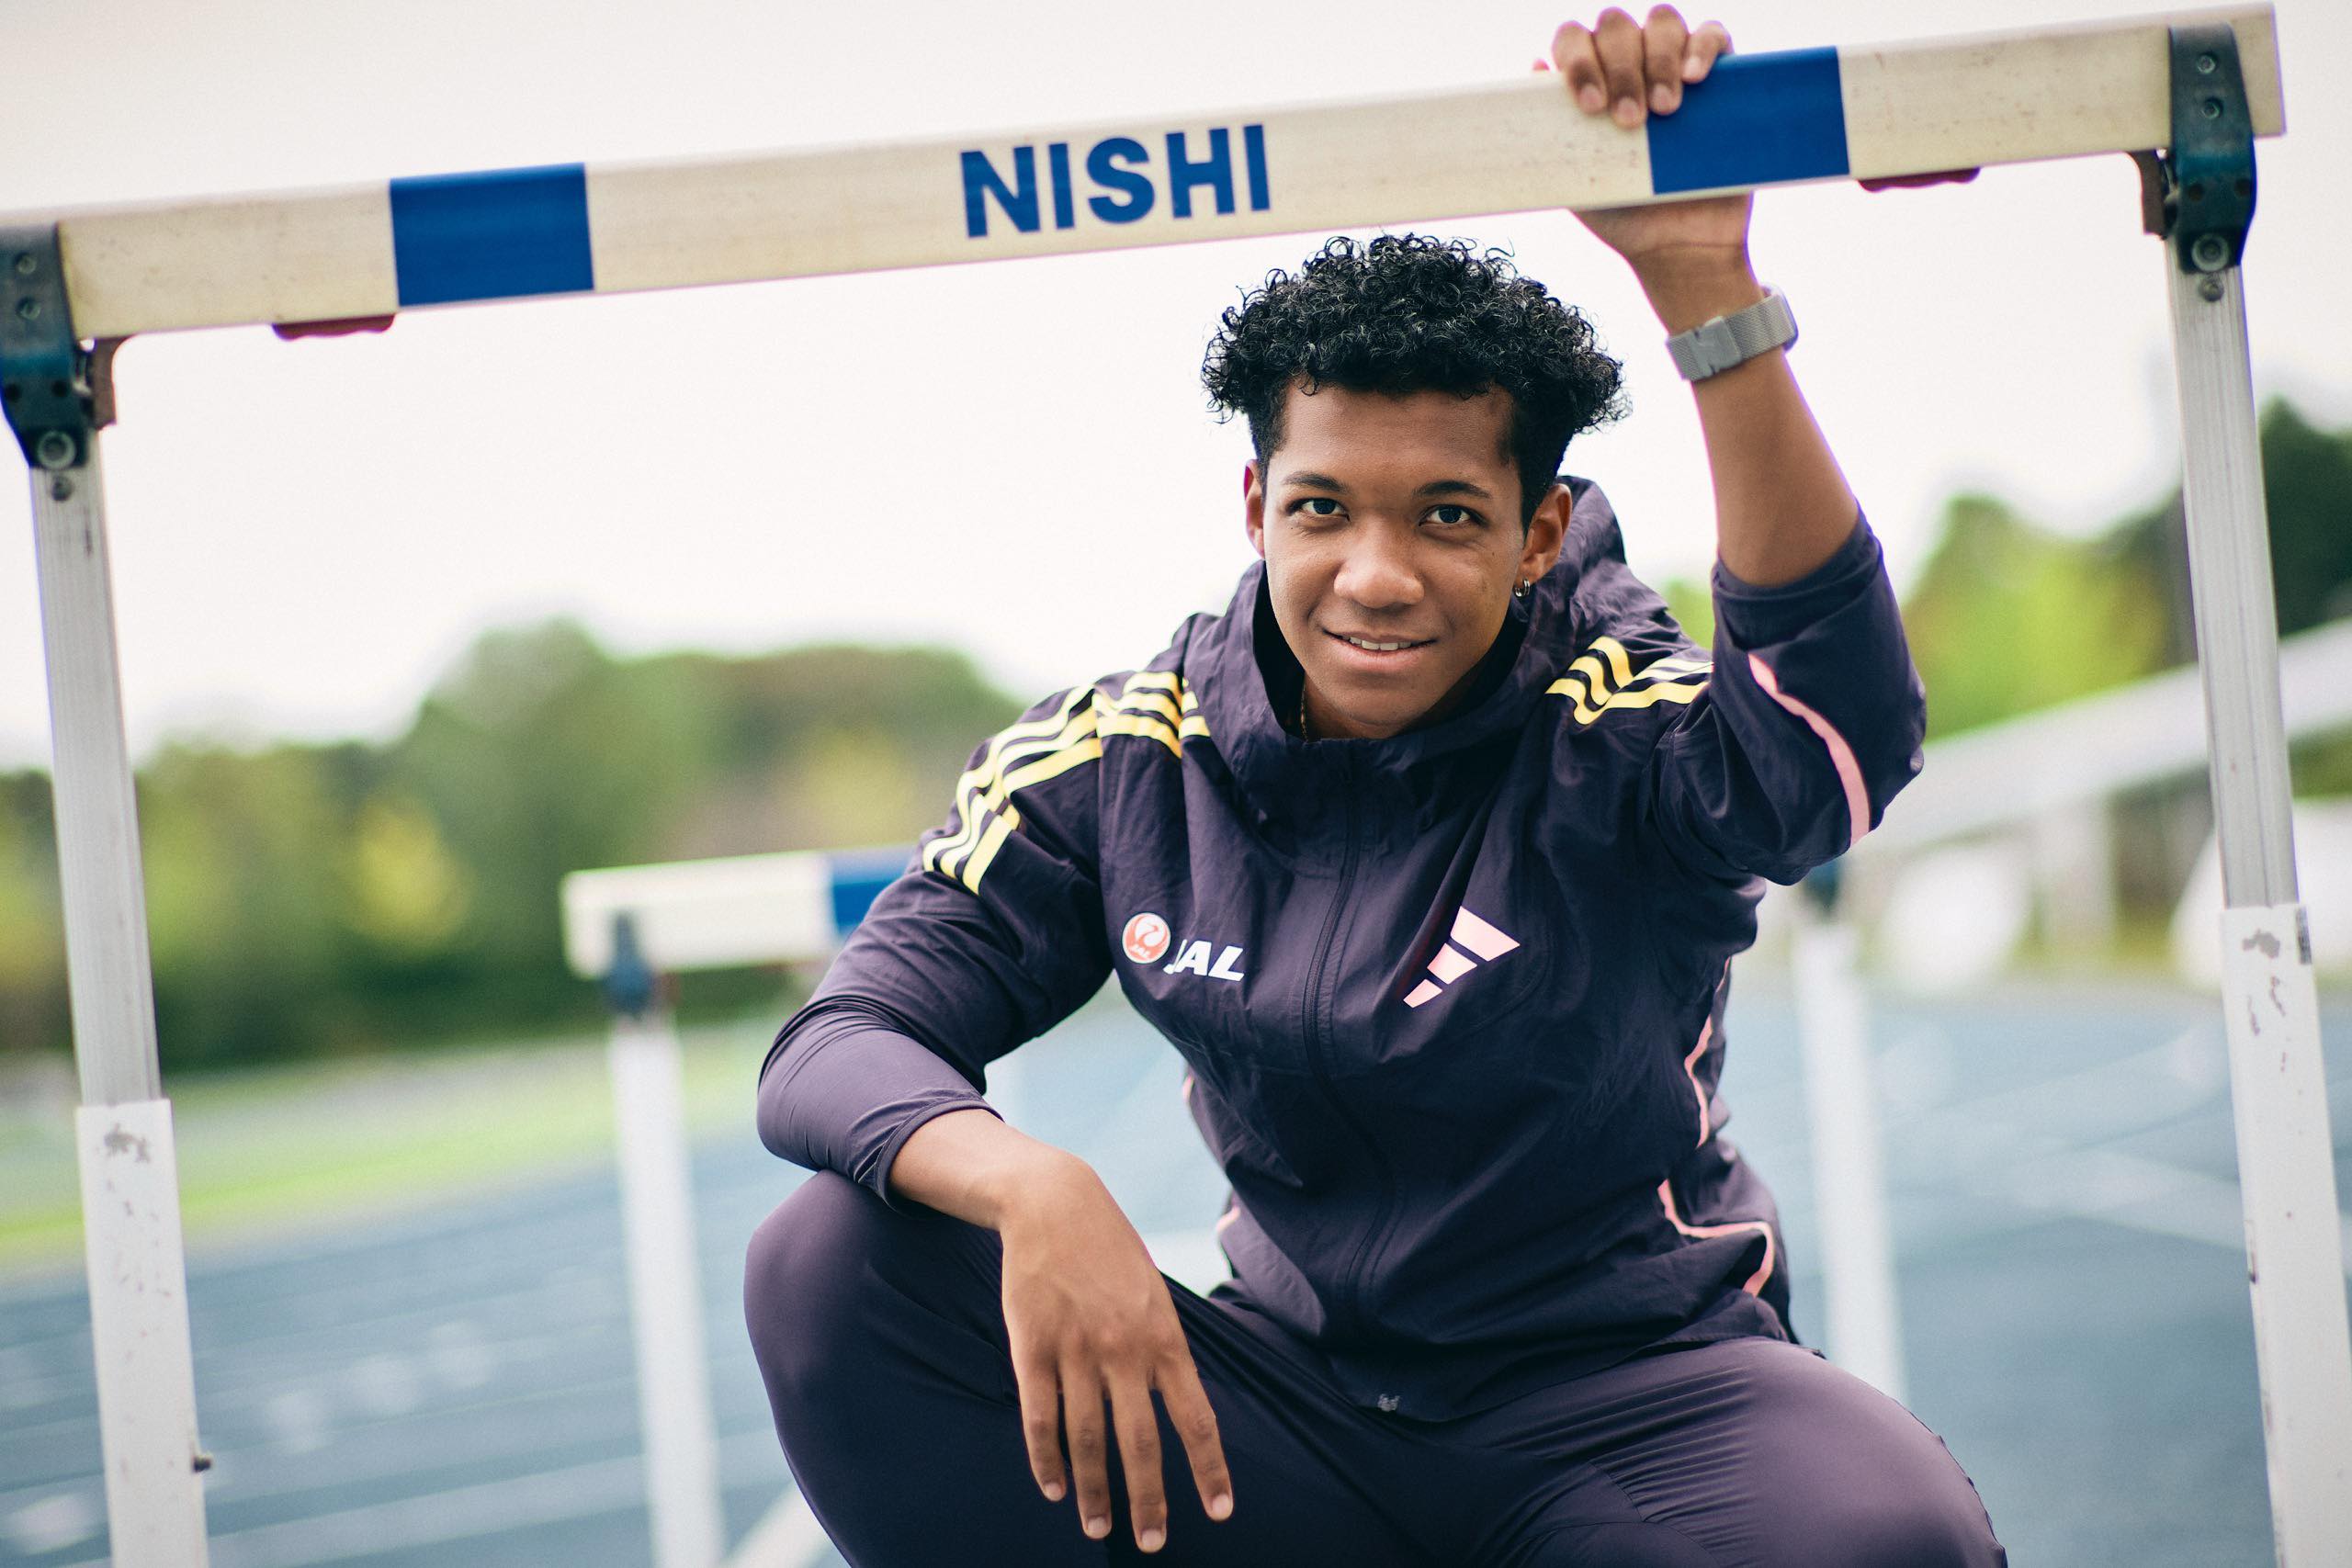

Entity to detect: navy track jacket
[758,479,1926,1419]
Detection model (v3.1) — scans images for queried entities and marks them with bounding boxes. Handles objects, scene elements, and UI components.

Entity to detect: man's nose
[1333,527,1423,610]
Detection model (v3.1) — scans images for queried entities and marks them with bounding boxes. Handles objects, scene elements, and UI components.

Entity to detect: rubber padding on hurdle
[1646,48,1849,194]
[390,164,595,306]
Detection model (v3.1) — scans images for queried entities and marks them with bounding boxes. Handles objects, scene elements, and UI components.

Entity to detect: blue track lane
[2,987,2346,1567]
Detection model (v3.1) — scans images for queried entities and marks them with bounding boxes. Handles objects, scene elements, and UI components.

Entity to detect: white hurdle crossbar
[7,7,2342,1562]
[16,8,2282,339]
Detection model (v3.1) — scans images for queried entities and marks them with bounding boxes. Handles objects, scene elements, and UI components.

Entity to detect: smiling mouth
[1327,630,1435,653]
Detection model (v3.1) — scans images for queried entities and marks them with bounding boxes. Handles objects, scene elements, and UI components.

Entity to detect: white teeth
[1344,637,1418,652]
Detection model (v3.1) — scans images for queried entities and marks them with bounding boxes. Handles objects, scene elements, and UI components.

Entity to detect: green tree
[2,620,1024,1070]
[1898,494,2172,739]
[1896,397,2352,935]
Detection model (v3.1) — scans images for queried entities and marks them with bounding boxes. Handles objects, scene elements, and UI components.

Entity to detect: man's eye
[1429,505,1477,525]
[1294,497,1342,517]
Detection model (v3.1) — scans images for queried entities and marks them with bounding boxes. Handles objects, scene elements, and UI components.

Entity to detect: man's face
[1244,383,1566,741]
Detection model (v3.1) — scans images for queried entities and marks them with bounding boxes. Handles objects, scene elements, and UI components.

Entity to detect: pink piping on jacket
[1681,960,1732,1147]
[1682,1014,1716,1147]
[1657,1179,1776,1296]
[1747,653,1871,850]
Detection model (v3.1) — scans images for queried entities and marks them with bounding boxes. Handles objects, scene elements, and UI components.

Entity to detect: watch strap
[1665,288,1797,381]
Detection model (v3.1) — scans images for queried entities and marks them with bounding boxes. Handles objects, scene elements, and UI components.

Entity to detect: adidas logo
[1403,907,1520,1009]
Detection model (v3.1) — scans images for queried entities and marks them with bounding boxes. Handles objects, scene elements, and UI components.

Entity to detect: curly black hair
[1201,234,1625,527]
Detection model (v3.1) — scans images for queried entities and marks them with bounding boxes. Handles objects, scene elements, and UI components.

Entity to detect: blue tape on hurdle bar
[390,164,595,308]
[828,848,914,936]
[1645,48,1849,195]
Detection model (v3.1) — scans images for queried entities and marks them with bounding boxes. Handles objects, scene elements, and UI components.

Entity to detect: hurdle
[5,6,2340,1563]
[560,847,903,1568]
[1789,614,2352,1406]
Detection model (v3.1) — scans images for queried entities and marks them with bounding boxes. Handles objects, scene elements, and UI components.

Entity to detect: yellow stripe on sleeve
[1002,735,1105,793]
[922,688,1095,877]
[1549,675,1710,725]
[1586,636,1638,689]
[1114,686,1182,727]
[956,813,1018,893]
[1098,672,1211,756]
[925,672,1205,890]
[1545,638,1711,727]
[924,716,1066,874]
[933,709,1094,873]
[1098,709,1182,757]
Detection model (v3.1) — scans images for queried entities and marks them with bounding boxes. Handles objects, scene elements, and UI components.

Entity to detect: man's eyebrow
[1276,474,1496,500]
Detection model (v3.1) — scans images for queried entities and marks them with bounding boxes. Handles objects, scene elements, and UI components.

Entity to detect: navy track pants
[745,1172,2007,1567]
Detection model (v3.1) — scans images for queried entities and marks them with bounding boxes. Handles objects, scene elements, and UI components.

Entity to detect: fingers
[1553,9,1732,125]
[1643,7,1690,116]
[1549,21,1607,114]
[1110,1373,1169,1552]
[1013,1350,1068,1504]
[1159,1351,1236,1525]
[1687,18,1733,76]
[1061,1369,1114,1542]
[1595,8,1646,128]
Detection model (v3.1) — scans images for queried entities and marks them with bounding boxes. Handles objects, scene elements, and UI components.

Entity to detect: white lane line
[1895,1026,2225,1135]
[0,1310,632,1451]
[725,1488,832,1568]
[49,1425,799,1568]
[1900,1092,2352,1269]
[3,1488,102,1557]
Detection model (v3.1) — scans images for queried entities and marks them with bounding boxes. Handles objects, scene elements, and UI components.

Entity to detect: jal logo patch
[1164,940,1247,983]
[1122,911,1171,964]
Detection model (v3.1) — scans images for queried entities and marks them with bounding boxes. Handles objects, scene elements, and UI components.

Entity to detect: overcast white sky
[1,0,2345,769]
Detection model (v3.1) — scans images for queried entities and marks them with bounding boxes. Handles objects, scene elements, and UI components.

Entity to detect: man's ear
[1242,460,1267,558]
[1519,480,1570,584]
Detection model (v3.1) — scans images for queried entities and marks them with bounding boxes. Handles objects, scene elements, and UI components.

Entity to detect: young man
[747,11,2004,1564]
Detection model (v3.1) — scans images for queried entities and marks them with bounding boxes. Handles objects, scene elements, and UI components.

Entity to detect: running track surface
[4,979,2348,1567]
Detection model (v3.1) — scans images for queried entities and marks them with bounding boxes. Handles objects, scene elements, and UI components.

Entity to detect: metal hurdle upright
[5,7,2342,1562]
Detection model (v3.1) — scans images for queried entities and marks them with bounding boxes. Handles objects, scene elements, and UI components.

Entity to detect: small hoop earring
[1513,579,1531,602]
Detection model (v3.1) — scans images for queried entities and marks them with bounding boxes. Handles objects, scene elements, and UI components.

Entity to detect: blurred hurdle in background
[561,848,903,1568]
[6,6,2341,1563]
[1794,611,2352,1405]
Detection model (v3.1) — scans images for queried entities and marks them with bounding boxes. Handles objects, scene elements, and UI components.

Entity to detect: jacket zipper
[1301,755,1399,1343]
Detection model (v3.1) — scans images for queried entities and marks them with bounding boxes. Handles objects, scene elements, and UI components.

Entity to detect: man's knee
[743,1171,1006,1404]
[1520,1521,1719,1567]
[1784,1488,2003,1568]
[742,1171,903,1401]
[1741,1348,2006,1568]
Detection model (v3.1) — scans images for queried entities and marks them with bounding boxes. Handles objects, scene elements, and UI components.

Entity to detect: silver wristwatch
[1665,288,1797,381]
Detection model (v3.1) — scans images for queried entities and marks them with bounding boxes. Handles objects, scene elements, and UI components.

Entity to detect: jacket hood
[1191,475,1642,827]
